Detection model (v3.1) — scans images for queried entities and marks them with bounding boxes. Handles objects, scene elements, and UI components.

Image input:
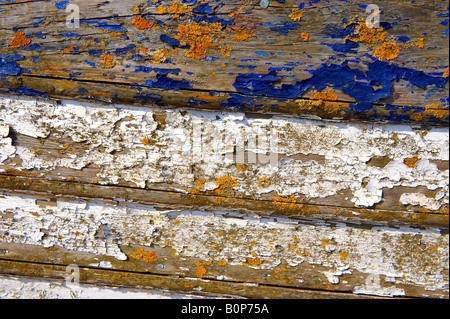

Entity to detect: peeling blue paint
[321,39,359,53]
[233,60,449,104]
[160,34,183,47]
[0,54,25,76]
[144,74,192,90]
[55,1,69,10]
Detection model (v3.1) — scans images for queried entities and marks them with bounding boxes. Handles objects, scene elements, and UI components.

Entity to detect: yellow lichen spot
[289,8,305,22]
[195,262,207,278]
[101,54,116,69]
[347,22,386,46]
[340,251,348,261]
[321,239,331,246]
[301,32,309,42]
[191,178,205,194]
[132,15,156,30]
[140,47,148,55]
[249,240,256,246]
[141,136,151,146]
[61,46,75,54]
[236,164,246,172]
[310,88,338,102]
[214,176,238,194]
[217,260,227,266]
[219,45,233,57]
[415,37,425,49]
[257,177,271,188]
[175,22,222,59]
[156,1,192,18]
[228,27,255,42]
[108,31,127,38]
[9,31,31,48]
[245,257,262,267]
[443,67,449,78]
[404,156,419,168]
[371,42,401,61]
[272,195,302,211]
[130,248,157,263]
[152,48,179,64]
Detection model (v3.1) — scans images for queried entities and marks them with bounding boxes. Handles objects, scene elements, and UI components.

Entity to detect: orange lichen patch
[289,8,305,22]
[371,42,401,61]
[218,45,233,57]
[257,177,271,188]
[8,31,31,48]
[214,176,238,194]
[301,32,309,42]
[175,22,222,59]
[132,15,155,29]
[409,104,449,122]
[217,260,227,266]
[156,1,192,18]
[152,48,179,63]
[140,47,148,55]
[191,93,219,102]
[443,67,449,78]
[190,178,205,194]
[347,22,387,46]
[228,27,255,42]
[236,164,247,172]
[141,136,151,146]
[321,239,331,246]
[195,261,207,278]
[415,37,425,49]
[340,251,348,261]
[404,156,419,168]
[130,248,157,262]
[310,88,338,102]
[61,46,75,54]
[272,195,302,211]
[101,54,116,69]
[108,31,128,38]
[244,257,262,267]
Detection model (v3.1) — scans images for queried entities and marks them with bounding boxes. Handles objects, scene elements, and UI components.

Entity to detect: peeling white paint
[0,275,209,299]
[0,121,15,164]
[0,94,448,209]
[0,193,448,294]
[400,191,447,211]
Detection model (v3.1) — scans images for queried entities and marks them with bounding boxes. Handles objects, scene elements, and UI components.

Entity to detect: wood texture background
[0,0,449,299]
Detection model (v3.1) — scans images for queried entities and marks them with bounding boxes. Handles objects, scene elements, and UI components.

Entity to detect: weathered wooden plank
[1,175,448,229]
[1,75,447,125]
[0,191,447,298]
[1,0,448,124]
[1,94,448,218]
[0,274,217,299]
[0,260,376,299]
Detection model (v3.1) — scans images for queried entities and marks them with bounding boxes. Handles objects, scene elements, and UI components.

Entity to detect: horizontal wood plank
[0,94,448,221]
[0,191,447,298]
[0,0,448,124]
